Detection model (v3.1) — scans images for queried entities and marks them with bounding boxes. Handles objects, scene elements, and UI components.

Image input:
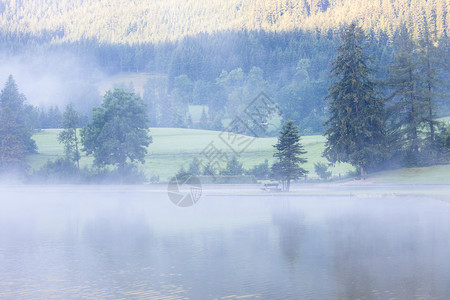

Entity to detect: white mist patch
[0,52,104,112]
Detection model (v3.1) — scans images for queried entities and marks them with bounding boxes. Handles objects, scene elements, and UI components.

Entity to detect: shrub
[34,158,79,183]
[314,162,332,180]
[246,159,270,180]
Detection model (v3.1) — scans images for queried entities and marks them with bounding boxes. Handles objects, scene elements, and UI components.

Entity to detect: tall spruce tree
[323,23,386,178]
[200,106,208,129]
[418,26,442,143]
[271,120,308,191]
[221,155,244,176]
[386,27,428,165]
[0,75,36,174]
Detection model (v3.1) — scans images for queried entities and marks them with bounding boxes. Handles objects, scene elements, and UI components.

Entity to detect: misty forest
[0,0,450,299]
[0,0,448,184]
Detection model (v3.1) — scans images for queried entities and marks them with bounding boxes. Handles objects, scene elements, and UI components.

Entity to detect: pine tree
[418,26,442,143]
[323,23,386,178]
[47,105,62,128]
[247,159,270,180]
[221,155,244,176]
[58,103,81,170]
[188,158,201,175]
[210,114,223,131]
[186,113,193,128]
[386,28,427,165]
[271,120,308,191]
[200,106,208,129]
[314,162,332,180]
[202,162,216,176]
[0,75,36,174]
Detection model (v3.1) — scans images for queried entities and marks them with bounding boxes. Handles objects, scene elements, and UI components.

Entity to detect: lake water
[0,185,449,299]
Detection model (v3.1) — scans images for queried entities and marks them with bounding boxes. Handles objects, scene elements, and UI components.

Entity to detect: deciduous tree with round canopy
[81,89,152,174]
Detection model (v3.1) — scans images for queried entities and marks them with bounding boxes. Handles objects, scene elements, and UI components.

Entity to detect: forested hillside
[0,0,448,43]
[0,1,448,180]
[0,0,448,136]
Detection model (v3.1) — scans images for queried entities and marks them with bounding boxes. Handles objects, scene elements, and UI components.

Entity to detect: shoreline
[1,182,449,196]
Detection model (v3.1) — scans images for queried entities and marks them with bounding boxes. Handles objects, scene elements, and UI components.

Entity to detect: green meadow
[27,128,354,181]
[27,127,450,183]
[369,164,450,184]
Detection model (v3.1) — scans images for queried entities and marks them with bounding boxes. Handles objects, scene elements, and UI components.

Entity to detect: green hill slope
[370,165,450,185]
[28,128,354,181]
[27,128,450,183]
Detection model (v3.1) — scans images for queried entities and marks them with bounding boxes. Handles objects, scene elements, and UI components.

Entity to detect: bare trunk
[425,33,435,142]
[409,68,418,154]
[360,165,366,180]
[74,128,80,171]
[286,179,290,192]
[428,101,434,141]
[118,162,126,184]
[427,66,434,141]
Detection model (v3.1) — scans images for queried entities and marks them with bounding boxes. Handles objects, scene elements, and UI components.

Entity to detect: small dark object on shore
[262,183,282,192]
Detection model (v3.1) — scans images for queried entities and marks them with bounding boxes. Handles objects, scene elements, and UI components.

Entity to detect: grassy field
[28,128,450,183]
[29,69,450,184]
[27,128,354,181]
[438,116,450,123]
[369,164,450,184]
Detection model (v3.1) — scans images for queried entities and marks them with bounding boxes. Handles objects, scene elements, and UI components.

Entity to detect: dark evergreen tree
[0,75,36,174]
[47,105,63,128]
[247,159,270,180]
[386,28,427,166]
[186,113,193,128]
[221,155,243,176]
[271,120,308,191]
[432,122,450,163]
[314,162,332,180]
[187,158,201,175]
[172,74,194,104]
[199,106,209,129]
[418,26,443,143]
[23,104,40,133]
[174,166,190,182]
[209,114,223,131]
[158,98,173,127]
[202,162,216,176]
[323,23,386,178]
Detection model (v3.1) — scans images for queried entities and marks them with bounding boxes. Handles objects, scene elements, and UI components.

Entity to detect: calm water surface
[0,185,449,299]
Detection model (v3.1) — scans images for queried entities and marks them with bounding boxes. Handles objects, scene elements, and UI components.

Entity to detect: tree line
[273,23,450,188]
[0,77,151,183]
[1,6,448,139]
[139,27,448,140]
[0,23,448,183]
[1,0,447,44]
[175,22,449,189]
[324,23,449,174]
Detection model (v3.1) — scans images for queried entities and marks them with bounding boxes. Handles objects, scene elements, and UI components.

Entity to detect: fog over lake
[0,185,449,299]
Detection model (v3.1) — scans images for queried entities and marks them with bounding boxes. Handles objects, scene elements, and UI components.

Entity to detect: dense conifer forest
[1,0,448,43]
[0,0,447,130]
[0,0,448,179]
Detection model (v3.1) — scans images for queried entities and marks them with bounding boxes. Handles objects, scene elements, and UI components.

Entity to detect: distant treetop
[0,0,447,44]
